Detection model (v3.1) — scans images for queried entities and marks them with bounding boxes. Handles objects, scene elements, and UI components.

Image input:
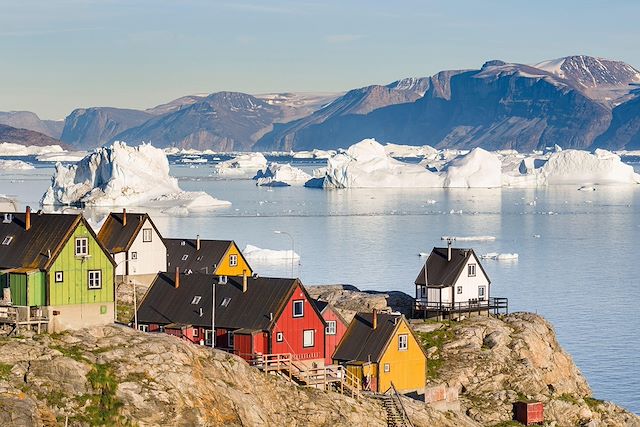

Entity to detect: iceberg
[36,151,88,163]
[242,244,300,262]
[480,252,519,260]
[0,159,35,170]
[0,142,65,156]
[41,142,230,210]
[212,153,268,177]
[292,149,335,159]
[254,163,312,187]
[383,143,438,159]
[441,235,496,242]
[442,148,503,188]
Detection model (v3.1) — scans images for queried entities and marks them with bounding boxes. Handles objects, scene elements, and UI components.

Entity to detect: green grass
[557,393,580,405]
[416,324,455,380]
[80,363,129,426]
[51,345,89,363]
[490,421,523,427]
[584,396,605,411]
[0,362,13,379]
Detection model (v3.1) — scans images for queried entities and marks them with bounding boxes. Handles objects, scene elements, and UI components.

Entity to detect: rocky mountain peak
[535,55,640,88]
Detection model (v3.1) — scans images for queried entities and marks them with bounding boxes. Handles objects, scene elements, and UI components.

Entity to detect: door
[478,286,486,301]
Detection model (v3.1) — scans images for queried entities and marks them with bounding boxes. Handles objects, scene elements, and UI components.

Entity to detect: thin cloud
[0,27,102,37]
[325,34,365,44]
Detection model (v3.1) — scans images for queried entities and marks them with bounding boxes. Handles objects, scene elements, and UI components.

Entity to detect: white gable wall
[125,219,166,275]
[447,253,490,305]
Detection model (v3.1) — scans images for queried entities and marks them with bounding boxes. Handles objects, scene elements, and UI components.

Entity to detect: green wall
[1,272,45,306]
[48,222,114,306]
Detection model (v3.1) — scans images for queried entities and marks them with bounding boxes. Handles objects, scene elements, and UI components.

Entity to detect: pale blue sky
[2,0,639,119]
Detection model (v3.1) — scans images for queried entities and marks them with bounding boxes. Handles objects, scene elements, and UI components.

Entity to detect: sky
[2,0,639,119]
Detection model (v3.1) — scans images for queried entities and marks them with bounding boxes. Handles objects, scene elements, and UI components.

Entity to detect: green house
[0,208,115,331]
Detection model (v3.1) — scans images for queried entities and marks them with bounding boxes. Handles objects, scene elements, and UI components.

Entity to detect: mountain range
[1,55,639,152]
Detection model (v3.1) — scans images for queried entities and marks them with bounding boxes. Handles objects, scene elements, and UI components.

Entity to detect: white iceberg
[0,159,35,170]
[441,235,497,242]
[242,244,300,262]
[0,142,65,156]
[292,149,335,159]
[480,252,519,260]
[41,141,231,210]
[383,143,438,159]
[442,148,503,188]
[254,162,312,187]
[212,153,268,177]
[36,151,88,163]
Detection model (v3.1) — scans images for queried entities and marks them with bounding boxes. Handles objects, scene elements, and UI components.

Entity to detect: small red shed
[312,299,349,365]
[513,401,544,425]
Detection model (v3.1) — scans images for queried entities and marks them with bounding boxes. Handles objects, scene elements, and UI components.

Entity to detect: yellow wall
[378,320,427,393]
[214,242,253,277]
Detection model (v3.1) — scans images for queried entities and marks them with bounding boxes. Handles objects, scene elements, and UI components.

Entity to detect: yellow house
[332,310,427,394]
[164,238,252,277]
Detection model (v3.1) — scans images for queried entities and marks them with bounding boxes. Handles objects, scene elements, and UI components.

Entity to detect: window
[54,271,64,283]
[221,297,231,307]
[205,330,213,345]
[191,296,202,305]
[75,237,88,256]
[303,329,314,347]
[468,264,477,277]
[88,270,102,289]
[478,286,486,300]
[159,326,165,333]
[325,321,337,335]
[398,334,408,351]
[193,328,199,337]
[384,363,390,373]
[228,331,234,348]
[138,324,149,332]
[276,332,283,342]
[457,286,463,294]
[293,300,304,318]
[143,228,152,242]
[131,251,138,260]
[2,236,13,245]
[182,254,189,261]
[229,254,238,267]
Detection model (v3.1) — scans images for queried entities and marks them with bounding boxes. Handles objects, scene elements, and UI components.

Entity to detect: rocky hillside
[0,112,63,139]
[0,124,62,147]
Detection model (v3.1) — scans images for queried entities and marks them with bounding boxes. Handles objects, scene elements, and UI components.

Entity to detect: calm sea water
[2,157,639,413]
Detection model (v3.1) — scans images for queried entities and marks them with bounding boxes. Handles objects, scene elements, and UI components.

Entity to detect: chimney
[122,208,127,226]
[25,206,31,231]
[372,308,377,330]
[242,270,248,293]
[175,267,180,288]
[447,238,452,261]
[196,235,200,251]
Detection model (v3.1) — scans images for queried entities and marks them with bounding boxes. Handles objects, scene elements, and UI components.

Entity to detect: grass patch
[116,304,134,324]
[51,345,89,363]
[584,396,605,410]
[79,363,129,426]
[557,393,581,405]
[490,422,523,427]
[416,324,455,380]
[0,362,13,379]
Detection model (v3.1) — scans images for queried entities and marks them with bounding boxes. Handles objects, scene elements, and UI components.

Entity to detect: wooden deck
[412,297,508,320]
[0,304,49,334]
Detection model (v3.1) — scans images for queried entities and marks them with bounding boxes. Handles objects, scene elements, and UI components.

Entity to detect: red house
[136,271,327,366]
[313,299,349,365]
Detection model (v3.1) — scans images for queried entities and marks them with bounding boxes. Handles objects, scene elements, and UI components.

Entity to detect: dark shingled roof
[414,247,489,287]
[0,212,80,270]
[137,272,312,330]
[312,299,349,326]
[164,238,244,274]
[332,312,401,363]
[98,212,159,253]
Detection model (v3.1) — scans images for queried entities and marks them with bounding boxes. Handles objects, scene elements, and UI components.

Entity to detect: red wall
[270,284,325,363]
[235,334,253,358]
[321,306,348,365]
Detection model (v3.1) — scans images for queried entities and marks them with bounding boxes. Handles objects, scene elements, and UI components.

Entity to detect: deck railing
[414,296,508,317]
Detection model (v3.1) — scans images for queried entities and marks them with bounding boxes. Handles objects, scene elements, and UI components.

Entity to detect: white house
[414,242,493,318]
[97,210,167,283]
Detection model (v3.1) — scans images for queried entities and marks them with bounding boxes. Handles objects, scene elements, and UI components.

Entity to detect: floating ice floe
[0,142,64,156]
[242,244,300,262]
[180,157,208,164]
[292,149,335,159]
[441,235,497,242]
[480,252,519,260]
[41,142,230,210]
[0,159,35,170]
[254,162,312,187]
[212,153,268,177]
[36,151,88,163]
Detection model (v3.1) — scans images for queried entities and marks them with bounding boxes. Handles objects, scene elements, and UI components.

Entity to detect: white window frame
[138,324,149,332]
[457,286,463,295]
[142,228,152,242]
[205,329,213,346]
[229,254,238,267]
[398,334,408,351]
[478,286,486,300]
[468,263,476,277]
[54,271,64,283]
[193,328,199,337]
[228,331,234,348]
[75,237,89,256]
[303,329,314,348]
[325,320,337,335]
[293,300,304,318]
[276,332,283,342]
[88,270,102,289]
[384,363,390,373]
[182,254,189,261]
[2,236,13,245]
[191,296,202,305]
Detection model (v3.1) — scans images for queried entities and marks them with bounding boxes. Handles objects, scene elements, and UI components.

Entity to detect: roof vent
[180,240,186,246]
[3,214,12,223]
[252,273,259,279]
[199,307,203,317]
[218,276,228,285]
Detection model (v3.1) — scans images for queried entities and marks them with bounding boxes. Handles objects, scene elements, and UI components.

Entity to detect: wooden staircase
[251,353,361,398]
[379,383,413,427]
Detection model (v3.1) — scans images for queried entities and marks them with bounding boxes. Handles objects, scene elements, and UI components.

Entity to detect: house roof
[137,272,316,331]
[0,211,109,271]
[312,299,349,326]
[414,247,489,287]
[332,312,402,363]
[164,238,250,275]
[98,212,160,253]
